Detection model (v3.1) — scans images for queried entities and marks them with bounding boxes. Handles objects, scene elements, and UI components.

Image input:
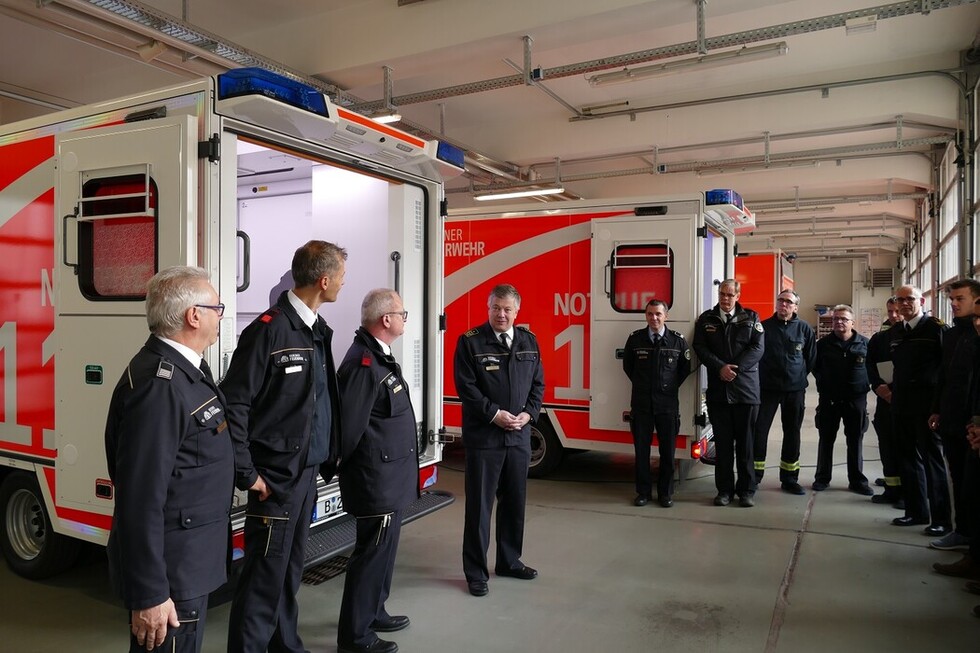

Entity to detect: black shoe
[871,490,900,504]
[713,493,731,506]
[658,496,673,508]
[338,638,399,653]
[923,524,951,537]
[812,481,829,491]
[848,483,874,497]
[781,482,805,495]
[633,494,651,506]
[874,477,886,487]
[738,494,755,508]
[892,515,929,526]
[467,580,488,596]
[371,615,410,633]
[495,565,538,580]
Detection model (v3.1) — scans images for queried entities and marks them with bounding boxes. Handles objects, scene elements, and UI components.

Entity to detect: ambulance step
[303,490,454,569]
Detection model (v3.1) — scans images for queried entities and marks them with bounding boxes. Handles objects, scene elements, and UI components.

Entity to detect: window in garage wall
[936,140,960,322]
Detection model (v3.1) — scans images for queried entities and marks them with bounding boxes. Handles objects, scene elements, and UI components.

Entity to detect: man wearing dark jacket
[455,284,545,598]
[753,289,816,495]
[812,304,873,495]
[622,299,692,507]
[336,289,419,653]
[223,240,346,653]
[866,298,903,505]
[693,279,765,508]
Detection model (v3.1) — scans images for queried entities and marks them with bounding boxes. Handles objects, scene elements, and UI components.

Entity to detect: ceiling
[1,0,978,265]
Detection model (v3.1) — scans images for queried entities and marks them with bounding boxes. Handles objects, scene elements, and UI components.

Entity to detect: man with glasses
[104,266,233,653]
[336,289,416,653]
[811,305,873,495]
[455,283,545,597]
[693,279,764,508]
[866,297,904,506]
[223,240,347,653]
[889,285,951,534]
[753,289,816,495]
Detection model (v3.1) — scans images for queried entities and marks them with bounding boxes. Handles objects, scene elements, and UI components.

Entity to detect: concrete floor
[3,395,978,652]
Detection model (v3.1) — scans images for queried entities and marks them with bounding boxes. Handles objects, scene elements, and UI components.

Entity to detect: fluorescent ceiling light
[588,42,788,87]
[474,186,565,201]
[373,111,402,124]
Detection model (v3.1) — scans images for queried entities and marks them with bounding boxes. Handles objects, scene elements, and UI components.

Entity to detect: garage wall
[793,260,852,329]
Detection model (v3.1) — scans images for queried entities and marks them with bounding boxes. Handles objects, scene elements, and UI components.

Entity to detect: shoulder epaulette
[880,323,892,332]
[360,349,373,367]
[155,360,175,380]
[259,306,282,324]
[930,316,946,326]
[464,328,480,337]
[516,325,536,337]
[670,329,685,339]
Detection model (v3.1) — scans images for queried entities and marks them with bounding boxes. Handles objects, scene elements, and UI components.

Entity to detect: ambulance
[0,68,458,579]
[444,191,754,477]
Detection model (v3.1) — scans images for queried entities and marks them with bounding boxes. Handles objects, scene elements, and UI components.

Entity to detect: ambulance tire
[0,472,81,579]
[528,417,563,478]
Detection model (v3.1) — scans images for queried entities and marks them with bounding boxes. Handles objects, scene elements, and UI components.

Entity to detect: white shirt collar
[906,313,923,330]
[374,335,391,356]
[287,289,318,329]
[648,327,665,338]
[495,327,515,342]
[155,336,202,369]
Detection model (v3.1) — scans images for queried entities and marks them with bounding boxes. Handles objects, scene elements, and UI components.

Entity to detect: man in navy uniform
[753,289,816,495]
[223,240,346,653]
[105,266,233,653]
[622,299,691,507]
[889,285,950,533]
[866,297,903,506]
[693,279,765,508]
[811,305,873,495]
[336,289,419,653]
[455,283,545,597]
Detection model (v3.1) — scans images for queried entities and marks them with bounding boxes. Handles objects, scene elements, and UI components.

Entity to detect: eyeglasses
[832,316,853,322]
[385,310,409,321]
[894,296,919,303]
[196,303,225,317]
[776,298,798,305]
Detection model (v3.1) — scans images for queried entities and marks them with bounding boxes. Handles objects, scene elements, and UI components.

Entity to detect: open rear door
[54,115,197,518]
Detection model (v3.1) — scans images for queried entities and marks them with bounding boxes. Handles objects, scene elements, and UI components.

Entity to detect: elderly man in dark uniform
[752,289,816,495]
[623,299,691,508]
[455,283,545,598]
[811,305,873,495]
[336,289,419,653]
[693,279,765,508]
[104,266,233,653]
[223,240,346,653]
[866,297,903,506]
[890,284,950,533]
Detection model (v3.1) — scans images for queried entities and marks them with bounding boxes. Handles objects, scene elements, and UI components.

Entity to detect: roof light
[217,68,328,117]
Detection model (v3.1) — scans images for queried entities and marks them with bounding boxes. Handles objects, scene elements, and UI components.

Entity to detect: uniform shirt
[758,313,815,392]
[337,327,420,516]
[453,322,545,449]
[104,336,234,610]
[221,291,340,505]
[622,326,691,414]
[692,301,765,405]
[813,331,870,399]
[889,313,948,402]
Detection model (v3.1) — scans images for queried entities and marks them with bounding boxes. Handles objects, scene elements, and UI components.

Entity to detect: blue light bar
[706,188,744,210]
[218,68,329,117]
[436,141,466,170]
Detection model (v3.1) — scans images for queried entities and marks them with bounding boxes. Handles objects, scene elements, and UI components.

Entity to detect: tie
[723,313,730,324]
[500,332,509,348]
[904,322,911,334]
[652,333,661,346]
[200,359,215,384]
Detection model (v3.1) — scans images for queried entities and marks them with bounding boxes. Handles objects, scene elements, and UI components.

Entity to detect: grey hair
[778,289,800,304]
[487,283,521,308]
[720,279,741,293]
[361,288,400,326]
[831,303,854,317]
[146,266,212,337]
[896,284,922,299]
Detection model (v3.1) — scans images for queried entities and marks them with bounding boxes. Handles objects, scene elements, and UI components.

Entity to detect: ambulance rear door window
[610,243,673,312]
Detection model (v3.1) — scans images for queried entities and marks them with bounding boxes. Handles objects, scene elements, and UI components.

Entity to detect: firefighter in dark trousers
[623,299,692,508]
[811,305,873,494]
[336,289,418,653]
[927,279,980,550]
[693,279,764,508]
[889,285,951,533]
[753,289,816,495]
[104,267,233,653]
[866,298,903,506]
[223,241,345,653]
[455,283,545,598]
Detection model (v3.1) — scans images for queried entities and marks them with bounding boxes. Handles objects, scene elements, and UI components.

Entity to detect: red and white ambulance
[0,68,458,579]
[444,191,753,477]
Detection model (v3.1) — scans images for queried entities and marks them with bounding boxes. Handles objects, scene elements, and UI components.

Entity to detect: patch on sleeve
[361,351,373,367]
[156,361,174,380]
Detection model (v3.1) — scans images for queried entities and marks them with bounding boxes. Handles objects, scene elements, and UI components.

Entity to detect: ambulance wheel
[528,418,563,478]
[0,472,81,579]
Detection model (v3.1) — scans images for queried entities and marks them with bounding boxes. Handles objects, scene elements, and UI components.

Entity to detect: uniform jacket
[622,327,691,414]
[931,315,977,421]
[758,313,815,392]
[889,314,948,403]
[337,327,420,516]
[453,322,545,449]
[692,302,765,405]
[865,320,896,392]
[221,291,340,512]
[813,331,870,399]
[104,337,234,610]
